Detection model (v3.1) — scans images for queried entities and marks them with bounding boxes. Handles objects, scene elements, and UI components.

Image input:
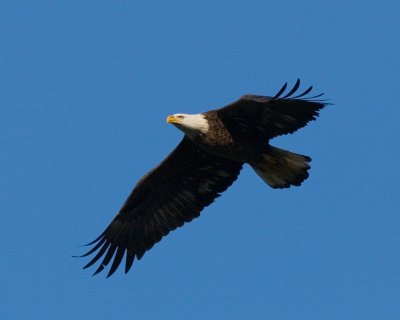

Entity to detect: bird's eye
[177,115,184,119]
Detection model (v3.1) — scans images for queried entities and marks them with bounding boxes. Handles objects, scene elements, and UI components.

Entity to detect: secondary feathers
[77,79,329,277]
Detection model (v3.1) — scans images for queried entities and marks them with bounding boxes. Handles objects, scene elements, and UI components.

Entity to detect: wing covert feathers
[78,79,328,277]
[79,137,243,277]
[217,79,329,140]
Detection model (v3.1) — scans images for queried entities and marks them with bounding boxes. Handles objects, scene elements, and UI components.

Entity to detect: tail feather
[250,146,311,189]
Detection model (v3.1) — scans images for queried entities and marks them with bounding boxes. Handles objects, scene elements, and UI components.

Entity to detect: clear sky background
[1,1,399,319]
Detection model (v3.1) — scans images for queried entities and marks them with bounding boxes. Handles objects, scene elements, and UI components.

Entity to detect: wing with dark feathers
[78,137,243,277]
[216,79,329,141]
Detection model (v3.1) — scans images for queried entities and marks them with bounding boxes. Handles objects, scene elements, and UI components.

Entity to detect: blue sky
[1,1,399,319]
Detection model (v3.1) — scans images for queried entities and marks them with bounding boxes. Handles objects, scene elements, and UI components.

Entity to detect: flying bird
[78,79,328,277]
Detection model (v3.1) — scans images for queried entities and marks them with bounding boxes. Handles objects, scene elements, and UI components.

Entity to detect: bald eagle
[78,79,328,277]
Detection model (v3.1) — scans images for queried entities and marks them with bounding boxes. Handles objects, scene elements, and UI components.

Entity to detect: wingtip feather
[273,82,288,99]
[281,78,301,98]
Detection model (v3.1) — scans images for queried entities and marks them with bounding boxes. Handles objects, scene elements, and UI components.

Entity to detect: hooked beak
[166,115,178,123]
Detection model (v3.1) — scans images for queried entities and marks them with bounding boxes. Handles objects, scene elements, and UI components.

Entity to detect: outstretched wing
[79,137,243,277]
[216,79,329,141]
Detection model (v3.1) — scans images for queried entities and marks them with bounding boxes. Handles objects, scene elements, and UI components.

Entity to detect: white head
[166,113,209,138]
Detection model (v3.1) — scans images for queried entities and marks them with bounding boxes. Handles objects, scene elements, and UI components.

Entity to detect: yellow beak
[166,115,177,123]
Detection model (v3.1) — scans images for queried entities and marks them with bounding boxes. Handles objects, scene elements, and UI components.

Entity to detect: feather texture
[79,137,242,276]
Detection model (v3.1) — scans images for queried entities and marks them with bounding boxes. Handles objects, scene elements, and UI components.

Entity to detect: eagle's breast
[193,111,257,162]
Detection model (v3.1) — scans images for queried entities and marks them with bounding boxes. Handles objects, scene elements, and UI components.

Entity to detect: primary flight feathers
[77,79,329,277]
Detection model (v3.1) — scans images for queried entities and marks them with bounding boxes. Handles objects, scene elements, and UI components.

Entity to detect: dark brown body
[193,111,266,163]
[79,80,327,277]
